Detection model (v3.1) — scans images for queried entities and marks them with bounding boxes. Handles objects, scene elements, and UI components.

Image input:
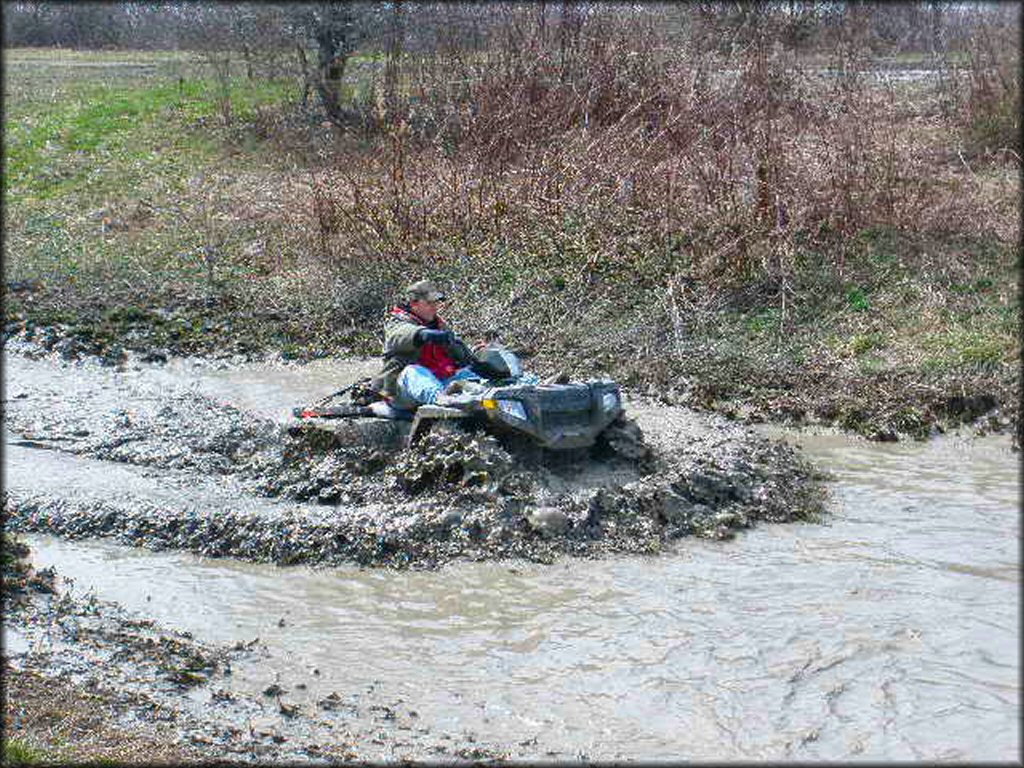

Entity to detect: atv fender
[407,404,470,448]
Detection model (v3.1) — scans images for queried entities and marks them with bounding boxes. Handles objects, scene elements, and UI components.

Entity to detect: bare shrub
[300,3,1010,294]
[961,13,1021,158]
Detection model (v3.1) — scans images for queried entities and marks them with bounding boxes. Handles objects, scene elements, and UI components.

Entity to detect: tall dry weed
[304,6,1012,291]
[961,16,1021,158]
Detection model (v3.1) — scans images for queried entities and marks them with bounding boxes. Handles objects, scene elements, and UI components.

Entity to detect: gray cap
[406,279,446,302]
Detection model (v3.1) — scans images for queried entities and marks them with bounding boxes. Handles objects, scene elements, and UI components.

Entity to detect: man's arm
[383,317,423,356]
[448,335,477,366]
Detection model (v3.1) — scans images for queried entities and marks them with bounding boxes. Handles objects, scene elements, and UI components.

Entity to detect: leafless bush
[302,4,1011,291]
[961,14,1021,158]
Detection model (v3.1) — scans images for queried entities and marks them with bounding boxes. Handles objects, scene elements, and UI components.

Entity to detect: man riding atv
[371,279,492,415]
[295,279,630,454]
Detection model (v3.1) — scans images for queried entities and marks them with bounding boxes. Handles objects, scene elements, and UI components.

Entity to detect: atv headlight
[496,399,528,421]
[601,391,620,411]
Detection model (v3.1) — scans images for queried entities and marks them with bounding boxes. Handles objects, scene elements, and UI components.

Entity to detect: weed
[959,14,1021,156]
[924,327,1009,369]
[745,308,781,336]
[857,355,887,375]
[3,738,46,765]
[849,332,885,355]
[948,278,994,294]
[845,287,871,312]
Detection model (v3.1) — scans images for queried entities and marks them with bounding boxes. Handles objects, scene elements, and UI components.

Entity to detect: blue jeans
[393,365,481,409]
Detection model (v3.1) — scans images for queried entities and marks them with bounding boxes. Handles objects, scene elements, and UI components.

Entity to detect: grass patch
[744,308,782,337]
[2,738,46,765]
[2,668,201,764]
[923,326,1010,370]
[848,332,886,356]
[844,286,871,312]
[5,75,296,201]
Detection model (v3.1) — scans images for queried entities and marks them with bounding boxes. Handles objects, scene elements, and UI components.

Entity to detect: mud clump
[1,531,57,605]
[390,431,519,494]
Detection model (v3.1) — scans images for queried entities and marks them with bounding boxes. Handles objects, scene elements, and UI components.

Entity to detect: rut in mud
[3,343,826,567]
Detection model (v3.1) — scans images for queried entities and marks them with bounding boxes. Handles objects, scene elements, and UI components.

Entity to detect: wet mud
[3,338,1015,762]
[3,340,826,569]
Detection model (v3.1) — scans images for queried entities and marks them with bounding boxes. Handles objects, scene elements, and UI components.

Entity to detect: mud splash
[3,344,825,568]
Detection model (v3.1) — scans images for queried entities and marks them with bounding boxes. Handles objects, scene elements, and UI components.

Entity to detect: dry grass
[300,9,1019,296]
[2,18,1018,438]
[3,667,206,764]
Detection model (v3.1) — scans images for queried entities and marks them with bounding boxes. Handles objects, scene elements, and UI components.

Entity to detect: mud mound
[5,408,824,568]
[3,346,827,567]
[390,430,519,493]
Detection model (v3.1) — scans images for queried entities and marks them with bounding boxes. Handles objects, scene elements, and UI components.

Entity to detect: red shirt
[390,306,458,380]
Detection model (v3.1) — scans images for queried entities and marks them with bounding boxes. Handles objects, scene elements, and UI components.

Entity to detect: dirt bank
[4,270,1018,449]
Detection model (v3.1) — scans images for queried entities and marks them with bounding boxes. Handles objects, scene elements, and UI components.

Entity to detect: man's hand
[417,328,454,346]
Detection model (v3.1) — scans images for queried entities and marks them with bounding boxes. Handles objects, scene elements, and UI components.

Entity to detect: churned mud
[0,338,824,758]
[3,338,827,569]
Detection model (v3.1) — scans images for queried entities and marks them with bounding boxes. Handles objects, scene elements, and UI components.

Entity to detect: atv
[292,345,630,454]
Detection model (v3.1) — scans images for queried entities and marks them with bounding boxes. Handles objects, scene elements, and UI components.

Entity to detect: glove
[417,328,454,346]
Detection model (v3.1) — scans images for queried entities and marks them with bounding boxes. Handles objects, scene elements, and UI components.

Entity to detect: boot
[434,379,487,408]
[443,379,486,396]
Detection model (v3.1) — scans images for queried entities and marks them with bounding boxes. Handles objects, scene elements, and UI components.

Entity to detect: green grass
[848,331,885,355]
[3,48,305,294]
[3,738,46,765]
[744,308,782,336]
[5,75,296,201]
[844,286,871,312]
[923,325,1010,370]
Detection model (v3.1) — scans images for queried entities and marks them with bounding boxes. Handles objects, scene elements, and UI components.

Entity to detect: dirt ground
[3,666,208,764]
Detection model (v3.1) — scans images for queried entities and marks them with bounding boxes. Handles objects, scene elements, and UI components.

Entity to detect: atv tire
[495,430,546,467]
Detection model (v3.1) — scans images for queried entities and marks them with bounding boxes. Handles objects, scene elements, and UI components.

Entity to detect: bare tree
[288,3,381,127]
[382,1,406,124]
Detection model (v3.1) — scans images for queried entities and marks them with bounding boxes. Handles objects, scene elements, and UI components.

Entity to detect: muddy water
[5,356,1020,760]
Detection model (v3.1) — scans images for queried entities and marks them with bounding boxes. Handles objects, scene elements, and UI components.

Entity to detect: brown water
[4,354,1019,760]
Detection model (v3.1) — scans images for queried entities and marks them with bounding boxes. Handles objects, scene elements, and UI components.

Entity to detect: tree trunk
[242,44,254,80]
[929,1,942,55]
[383,1,404,125]
[296,45,311,107]
[316,55,348,124]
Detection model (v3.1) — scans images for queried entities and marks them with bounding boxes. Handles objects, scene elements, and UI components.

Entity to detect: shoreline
[3,311,1018,447]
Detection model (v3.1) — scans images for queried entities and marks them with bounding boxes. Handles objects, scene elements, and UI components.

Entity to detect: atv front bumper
[476,379,623,450]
